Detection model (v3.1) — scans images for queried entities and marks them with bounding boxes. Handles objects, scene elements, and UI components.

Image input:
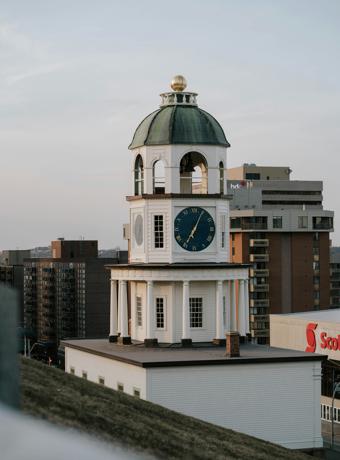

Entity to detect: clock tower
[109,76,250,346]
[128,75,230,264]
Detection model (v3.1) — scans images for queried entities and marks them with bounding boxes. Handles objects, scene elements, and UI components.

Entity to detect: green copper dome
[129,105,230,150]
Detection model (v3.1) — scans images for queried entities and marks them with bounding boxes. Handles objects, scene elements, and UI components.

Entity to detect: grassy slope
[21,357,309,460]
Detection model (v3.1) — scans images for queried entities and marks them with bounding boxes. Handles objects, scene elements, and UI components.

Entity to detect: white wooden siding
[65,348,147,398]
[146,361,322,449]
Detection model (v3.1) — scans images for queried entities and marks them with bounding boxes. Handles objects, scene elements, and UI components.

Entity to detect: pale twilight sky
[1,0,339,250]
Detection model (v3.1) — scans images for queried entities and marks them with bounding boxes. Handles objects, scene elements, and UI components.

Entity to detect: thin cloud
[0,22,45,59]
[6,62,65,84]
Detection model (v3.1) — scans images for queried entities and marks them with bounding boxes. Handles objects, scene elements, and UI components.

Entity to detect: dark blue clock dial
[174,207,215,252]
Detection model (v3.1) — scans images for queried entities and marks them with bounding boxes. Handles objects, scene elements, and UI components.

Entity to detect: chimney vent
[225,331,240,358]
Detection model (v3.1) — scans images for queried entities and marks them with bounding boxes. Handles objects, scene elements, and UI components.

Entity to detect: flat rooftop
[271,309,340,323]
[61,339,325,368]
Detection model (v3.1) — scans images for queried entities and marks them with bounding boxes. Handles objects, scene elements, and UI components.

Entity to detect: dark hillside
[21,357,309,460]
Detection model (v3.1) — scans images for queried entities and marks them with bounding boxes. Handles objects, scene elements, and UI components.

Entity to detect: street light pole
[331,381,340,449]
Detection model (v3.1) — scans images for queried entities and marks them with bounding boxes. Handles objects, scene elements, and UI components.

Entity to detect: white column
[119,280,128,337]
[230,280,237,331]
[182,281,190,340]
[225,281,231,332]
[117,281,121,335]
[146,281,154,339]
[244,279,250,334]
[109,280,118,338]
[238,279,246,336]
[215,280,224,340]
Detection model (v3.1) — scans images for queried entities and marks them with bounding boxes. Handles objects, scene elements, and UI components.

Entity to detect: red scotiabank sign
[305,322,340,353]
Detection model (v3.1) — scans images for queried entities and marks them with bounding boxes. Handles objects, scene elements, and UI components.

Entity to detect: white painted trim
[110,267,248,282]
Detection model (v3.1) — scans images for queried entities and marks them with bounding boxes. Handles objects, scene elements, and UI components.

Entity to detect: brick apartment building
[23,239,127,356]
[228,164,334,343]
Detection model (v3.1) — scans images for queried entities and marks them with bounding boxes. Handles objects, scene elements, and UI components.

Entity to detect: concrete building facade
[228,164,334,344]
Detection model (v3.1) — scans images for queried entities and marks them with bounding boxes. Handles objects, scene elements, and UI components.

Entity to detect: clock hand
[186,211,204,243]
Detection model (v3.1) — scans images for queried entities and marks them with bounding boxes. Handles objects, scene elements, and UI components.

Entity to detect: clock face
[174,207,215,252]
[134,214,143,246]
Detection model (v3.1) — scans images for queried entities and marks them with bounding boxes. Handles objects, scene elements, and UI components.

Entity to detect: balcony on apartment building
[230,216,268,231]
[313,216,333,230]
[249,238,269,247]
[250,298,270,308]
[249,253,269,262]
[250,283,269,292]
[250,268,269,277]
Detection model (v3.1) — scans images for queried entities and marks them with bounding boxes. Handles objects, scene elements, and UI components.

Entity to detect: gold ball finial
[171,75,187,92]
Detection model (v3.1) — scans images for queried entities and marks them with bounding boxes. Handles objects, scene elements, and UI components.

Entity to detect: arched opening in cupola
[134,155,144,195]
[180,152,208,194]
[219,161,224,194]
[153,160,165,194]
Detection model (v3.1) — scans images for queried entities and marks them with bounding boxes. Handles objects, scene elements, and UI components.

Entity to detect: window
[190,297,203,328]
[117,382,124,392]
[219,161,224,194]
[82,371,87,379]
[313,261,320,271]
[133,387,141,398]
[156,297,165,329]
[223,296,226,327]
[70,367,75,375]
[98,376,105,385]
[221,231,225,248]
[136,296,142,327]
[313,216,333,230]
[180,152,208,194]
[220,215,226,249]
[153,160,165,194]
[272,216,282,229]
[245,173,260,180]
[134,155,144,195]
[154,215,164,248]
[298,216,308,229]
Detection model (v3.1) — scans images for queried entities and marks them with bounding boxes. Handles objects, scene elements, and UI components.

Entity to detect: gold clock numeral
[183,242,188,249]
[207,235,212,242]
[176,235,181,242]
[191,207,198,213]
[210,226,214,231]
[192,246,197,251]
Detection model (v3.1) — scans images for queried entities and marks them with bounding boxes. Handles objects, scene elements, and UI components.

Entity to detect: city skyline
[1,0,339,249]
